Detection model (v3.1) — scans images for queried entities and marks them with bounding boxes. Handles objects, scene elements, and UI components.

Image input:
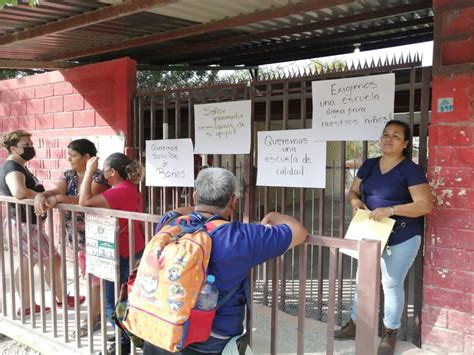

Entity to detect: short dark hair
[383,120,411,158]
[67,139,97,157]
[1,130,32,153]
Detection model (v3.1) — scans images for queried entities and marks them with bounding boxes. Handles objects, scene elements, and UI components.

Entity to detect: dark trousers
[143,342,221,355]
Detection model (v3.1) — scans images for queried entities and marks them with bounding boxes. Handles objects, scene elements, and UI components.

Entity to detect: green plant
[0,0,39,10]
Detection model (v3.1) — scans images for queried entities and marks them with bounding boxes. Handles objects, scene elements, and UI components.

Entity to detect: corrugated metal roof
[0,0,433,69]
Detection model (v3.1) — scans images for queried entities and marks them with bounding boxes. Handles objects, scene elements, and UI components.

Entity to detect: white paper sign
[312,73,395,141]
[256,129,326,188]
[194,100,251,154]
[145,139,194,187]
[85,214,117,282]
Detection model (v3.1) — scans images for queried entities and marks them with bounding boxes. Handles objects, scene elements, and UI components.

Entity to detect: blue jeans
[105,250,143,343]
[351,235,421,329]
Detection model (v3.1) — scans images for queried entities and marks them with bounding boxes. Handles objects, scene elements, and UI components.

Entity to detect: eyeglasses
[103,168,113,173]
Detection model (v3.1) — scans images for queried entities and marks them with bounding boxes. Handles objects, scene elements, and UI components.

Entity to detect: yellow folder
[341,209,395,259]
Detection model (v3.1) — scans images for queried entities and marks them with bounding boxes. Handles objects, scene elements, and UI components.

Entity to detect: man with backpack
[141,167,308,355]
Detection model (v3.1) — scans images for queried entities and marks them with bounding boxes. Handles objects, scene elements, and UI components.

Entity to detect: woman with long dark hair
[335,120,433,355]
[34,138,109,337]
[79,152,145,354]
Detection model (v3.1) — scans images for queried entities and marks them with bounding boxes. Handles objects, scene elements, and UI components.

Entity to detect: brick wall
[0,57,136,189]
[423,2,474,354]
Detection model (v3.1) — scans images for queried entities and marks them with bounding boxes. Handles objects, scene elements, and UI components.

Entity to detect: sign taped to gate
[85,214,118,281]
[256,129,326,188]
[194,100,251,154]
[312,73,395,141]
[145,139,194,187]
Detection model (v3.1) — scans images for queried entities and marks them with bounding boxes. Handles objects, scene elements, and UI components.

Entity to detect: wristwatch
[389,206,395,216]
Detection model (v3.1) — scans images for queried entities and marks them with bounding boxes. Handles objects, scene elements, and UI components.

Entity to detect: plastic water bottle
[195,275,219,311]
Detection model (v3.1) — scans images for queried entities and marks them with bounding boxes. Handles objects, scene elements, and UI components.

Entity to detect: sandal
[70,318,101,339]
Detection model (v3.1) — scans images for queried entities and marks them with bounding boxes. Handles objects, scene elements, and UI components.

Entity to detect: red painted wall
[423,2,474,354]
[0,57,136,189]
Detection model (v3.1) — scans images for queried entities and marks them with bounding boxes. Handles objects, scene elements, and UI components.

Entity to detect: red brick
[425,246,472,271]
[73,110,95,127]
[17,87,35,101]
[50,148,64,159]
[422,326,464,352]
[452,270,474,293]
[428,208,472,230]
[428,266,453,289]
[456,230,474,251]
[84,91,108,110]
[64,94,84,111]
[431,74,473,124]
[453,188,474,209]
[429,146,458,167]
[72,78,103,94]
[27,160,41,169]
[448,310,474,335]
[44,96,63,113]
[53,111,73,128]
[53,82,73,95]
[428,166,471,189]
[41,137,57,148]
[3,117,19,131]
[424,286,469,312]
[2,90,18,102]
[26,98,44,115]
[18,115,35,130]
[57,137,72,148]
[34,148,48,159]
[34,169,49,180]
[465,335,473,355]
[42,159,58,169]
[35,113,54,130]
[430,125,472,146]
[442,7,474,36]
[457,147,474,167]
[0,103,10,117]
[422,305,448,328]
[35,84,54,98]
[58,159,72,169]
[95,108,115,126]
[428,227,474,251]
[10,101,27,116]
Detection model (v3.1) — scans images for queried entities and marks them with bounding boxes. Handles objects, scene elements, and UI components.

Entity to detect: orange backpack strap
[204,218,230,235]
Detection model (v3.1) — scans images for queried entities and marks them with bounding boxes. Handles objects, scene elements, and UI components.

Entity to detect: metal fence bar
[0,204,5,316]
[355,239,381,355]
[59,210,68,343]
[6,206,15,318]
[47,209,58,337]
[25,206,35,329]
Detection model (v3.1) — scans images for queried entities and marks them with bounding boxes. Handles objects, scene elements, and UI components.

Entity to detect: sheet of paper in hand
[340,209,395,259]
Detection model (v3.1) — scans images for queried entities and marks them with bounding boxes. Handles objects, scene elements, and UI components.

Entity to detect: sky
[258,41,434,74]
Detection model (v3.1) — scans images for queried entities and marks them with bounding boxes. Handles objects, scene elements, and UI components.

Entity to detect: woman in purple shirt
[335,120,433,355]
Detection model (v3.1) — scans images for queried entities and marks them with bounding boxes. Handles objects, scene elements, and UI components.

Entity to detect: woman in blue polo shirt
[335,120,433,355]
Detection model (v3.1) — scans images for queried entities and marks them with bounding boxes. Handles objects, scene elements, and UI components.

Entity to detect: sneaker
[377,328,397,355]
[100,341,131,355]
[107,333,116,342]
[334,319,356,339]
[57,294,86,308]
[16,304,51,317]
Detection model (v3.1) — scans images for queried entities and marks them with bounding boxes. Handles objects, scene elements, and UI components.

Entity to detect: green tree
[137,70,219,91]
[0,0,39,10]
